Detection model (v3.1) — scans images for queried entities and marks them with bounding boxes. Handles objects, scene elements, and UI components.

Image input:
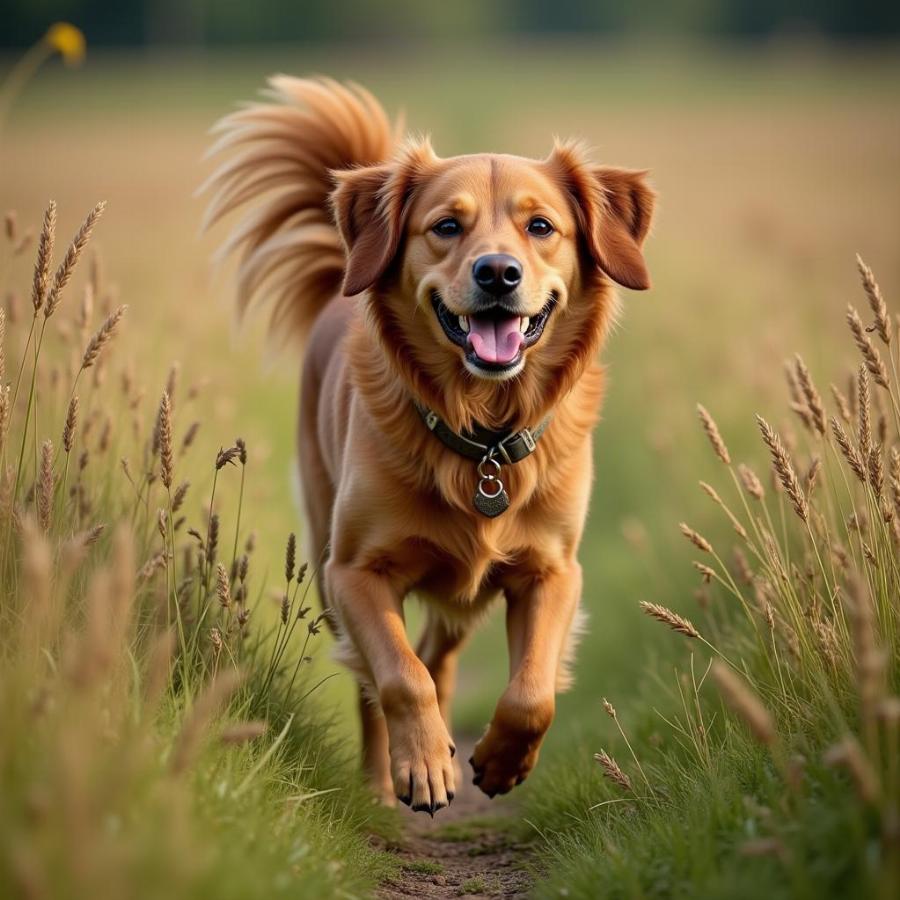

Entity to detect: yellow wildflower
[44,23,86,67]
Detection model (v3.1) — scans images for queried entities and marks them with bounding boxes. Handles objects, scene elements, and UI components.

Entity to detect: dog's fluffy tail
[203,76,396,344]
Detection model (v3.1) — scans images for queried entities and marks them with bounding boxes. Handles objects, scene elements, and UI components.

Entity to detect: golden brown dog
[205,77,654,813]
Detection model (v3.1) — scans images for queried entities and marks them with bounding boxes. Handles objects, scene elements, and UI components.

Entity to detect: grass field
[2,40,899,898]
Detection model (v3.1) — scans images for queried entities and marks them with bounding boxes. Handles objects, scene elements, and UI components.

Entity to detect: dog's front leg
[470,561,582,796]
[327,561,456,813]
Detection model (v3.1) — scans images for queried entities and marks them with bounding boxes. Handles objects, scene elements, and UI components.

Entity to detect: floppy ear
[331,141,436,296]
[547,144,656,290]
[331,164,403,296]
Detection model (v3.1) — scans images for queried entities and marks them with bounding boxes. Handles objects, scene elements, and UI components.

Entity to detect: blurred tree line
[3,0,899,47]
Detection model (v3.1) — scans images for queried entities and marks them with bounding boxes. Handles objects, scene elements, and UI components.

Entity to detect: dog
[205,77,654,813]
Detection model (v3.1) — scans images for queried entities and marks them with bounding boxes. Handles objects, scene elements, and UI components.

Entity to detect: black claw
[468,756,475,768]
[473,772,483,786]
[449,744,457,758]
[515,775,526,785]
[486,789,497,799]
[447,791,455,804]
[412,803,432,814]
[398,794,412,807]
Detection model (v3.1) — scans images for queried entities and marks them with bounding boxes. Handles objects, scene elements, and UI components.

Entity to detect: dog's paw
[470,694,553,797]
[386,705,456,815]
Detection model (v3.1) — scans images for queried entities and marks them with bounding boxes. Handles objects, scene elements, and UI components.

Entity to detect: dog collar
[413,401,550,518]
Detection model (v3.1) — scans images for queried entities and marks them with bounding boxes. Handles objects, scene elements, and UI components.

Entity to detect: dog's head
[332,140,654,424]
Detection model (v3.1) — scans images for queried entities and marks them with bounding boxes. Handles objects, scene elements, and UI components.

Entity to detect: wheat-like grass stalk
[215,563,231,608]
[794,355,826,436]
[594,750,632,792]
[868,445,884,498]
[30,201,56,313]
[44,201,106,320]
[756,415,808,522]
[847,305,889,389]
[37,439,53,532]
[697,404,730,464]
[180,421,201,455]
[63,395,78,454]
[856,254,890,346]
[857,366,872,462]
[640,601,701,638]
[737,463,764,500]
[679,522,712,553]
[81,305,126,371]
[830,382,852,424]
[285,531,297,583]
[157,391,174,490]
[171,480,190,514]
[831,417,866,484]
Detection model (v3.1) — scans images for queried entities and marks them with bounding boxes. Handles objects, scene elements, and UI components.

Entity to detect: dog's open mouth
[431,292,557,372]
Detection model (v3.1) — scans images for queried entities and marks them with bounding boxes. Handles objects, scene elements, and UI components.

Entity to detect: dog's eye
[526,217,554,237]
[432,217,462,237]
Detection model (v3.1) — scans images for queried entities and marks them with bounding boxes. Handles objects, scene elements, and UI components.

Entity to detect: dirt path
[376,740,535,899]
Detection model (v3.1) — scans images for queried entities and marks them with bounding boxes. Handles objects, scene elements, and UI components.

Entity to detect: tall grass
[526,261,900,899]
[0,204,393,899]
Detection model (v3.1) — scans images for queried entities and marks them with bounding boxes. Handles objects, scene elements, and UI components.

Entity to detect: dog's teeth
[459,315,469,333]
[519,317,530,333]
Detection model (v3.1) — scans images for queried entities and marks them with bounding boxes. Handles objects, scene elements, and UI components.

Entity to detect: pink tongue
[467,317,524,364]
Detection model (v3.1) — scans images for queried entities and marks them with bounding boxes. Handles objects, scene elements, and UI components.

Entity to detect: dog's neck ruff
[413,401,551,518]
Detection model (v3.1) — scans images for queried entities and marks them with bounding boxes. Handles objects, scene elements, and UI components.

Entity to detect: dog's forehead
[415,154,568,211]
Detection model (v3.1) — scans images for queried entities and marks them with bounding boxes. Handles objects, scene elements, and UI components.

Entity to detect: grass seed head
[696,404,730,464]
[756,415,808,522]
[81,305,126,370]
[31,201,57,313]
[640,601,701,639]
[847,306,889,389]
[738,463,765,500]
[157,392,174,489]
[37,440,54,532]
[285,532,296,583]
[679,522,712,553]
[857,366,872,460]
[215,563,231,608]
[794,355,826,435]
[44,201,106,319]
[594,750,632,792]
[830,382,852,424]
[63,395,79,453]
[856,254,890,346]
[831,417,867,483]
[171,480,190,513]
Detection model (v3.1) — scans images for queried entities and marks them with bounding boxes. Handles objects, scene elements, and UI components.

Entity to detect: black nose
[472,254,522,296]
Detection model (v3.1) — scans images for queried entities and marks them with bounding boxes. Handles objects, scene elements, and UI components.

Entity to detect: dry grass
[0,203,388,899]
[624,259,900,893]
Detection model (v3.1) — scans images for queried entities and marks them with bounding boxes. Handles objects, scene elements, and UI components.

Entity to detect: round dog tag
[473,456,510,518]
